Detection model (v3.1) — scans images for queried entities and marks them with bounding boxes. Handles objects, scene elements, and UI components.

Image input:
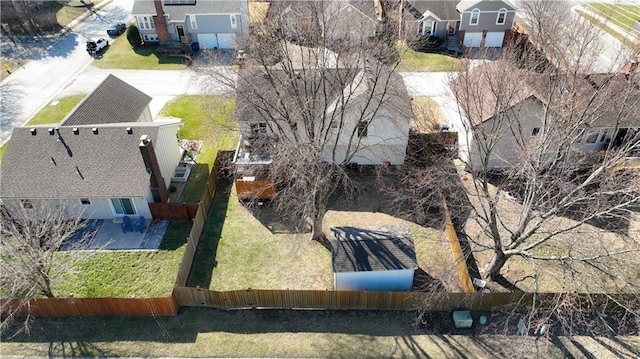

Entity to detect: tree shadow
[412,267,446,292]
[48,341,116,358]
[0,81,26,143]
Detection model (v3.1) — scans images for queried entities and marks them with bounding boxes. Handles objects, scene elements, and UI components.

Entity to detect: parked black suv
[107,22,126,37]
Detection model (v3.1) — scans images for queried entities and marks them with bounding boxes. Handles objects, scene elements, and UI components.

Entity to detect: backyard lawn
[455,162,640,293]
[411,96,448,132]
[160,95,238,202]
[191,172,458,291]
[54,221,191,298]
[396,41,463,72]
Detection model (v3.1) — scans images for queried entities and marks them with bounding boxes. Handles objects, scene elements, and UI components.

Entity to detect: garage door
[463,32,482,47]
[217,33,236,49]
[484,32,505,47]
[197,34,218,49]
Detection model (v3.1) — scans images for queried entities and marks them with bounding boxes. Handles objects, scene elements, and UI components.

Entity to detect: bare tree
[0,200,95,337]
[196,0,409,241]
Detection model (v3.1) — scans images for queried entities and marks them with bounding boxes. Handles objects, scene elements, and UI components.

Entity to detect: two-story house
[402,0,516,48]
[132,0,248,49]
[451,61,640,172]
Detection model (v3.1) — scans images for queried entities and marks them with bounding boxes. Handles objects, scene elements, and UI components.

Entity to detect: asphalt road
[0,0,135,145]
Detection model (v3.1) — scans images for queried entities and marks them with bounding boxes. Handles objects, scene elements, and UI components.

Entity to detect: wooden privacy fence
[150,202,199,220]
[173,152,232,287]
[172,287,638,312]
[441,197,475,293]
[2,296,179,318]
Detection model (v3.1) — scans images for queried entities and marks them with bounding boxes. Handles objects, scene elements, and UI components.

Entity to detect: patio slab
[63,219,170,250]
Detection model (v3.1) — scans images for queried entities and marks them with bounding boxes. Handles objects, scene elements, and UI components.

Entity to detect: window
[585,130,599,144]
[250,122,267,136]
[357,121,369,137]
[111,198,136,215]
[599,130,609,143]
[21,199,33,210]
[469,9,480,26]
[496,8,507,25]
[230,14,237,29]
[80,198,92,205]
[138,16,155,30]
[532,127,540,136]
[419,21,436,36]
[190,15,197,29]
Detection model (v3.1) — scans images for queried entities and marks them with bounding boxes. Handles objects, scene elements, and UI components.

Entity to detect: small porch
[62,219,170,251]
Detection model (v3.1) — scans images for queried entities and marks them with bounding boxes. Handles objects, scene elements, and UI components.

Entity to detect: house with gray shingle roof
[401,0,516,49]
[0,75,182,221]
[131,0,248,49]
[331,226,417,291]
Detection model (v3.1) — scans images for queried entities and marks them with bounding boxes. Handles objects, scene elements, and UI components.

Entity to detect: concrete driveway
[0,0,135,145]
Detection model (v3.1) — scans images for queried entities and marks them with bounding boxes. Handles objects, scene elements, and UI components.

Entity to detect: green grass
[92,37,188,70]
[577,9,639,50]
[412,96,448,132]
[52,221,191,298]
[3,307,639,358]
[27,95,86,126]
[200,187,333,290]
[161,95,238,203]
[396,41,463,72]
[588,3,640,33]
[0,95,86,164]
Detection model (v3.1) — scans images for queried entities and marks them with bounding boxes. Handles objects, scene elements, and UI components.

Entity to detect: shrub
[408,36,444,51]
[127,24,142,48]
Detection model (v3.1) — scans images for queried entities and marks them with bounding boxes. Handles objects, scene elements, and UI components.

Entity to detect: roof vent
[73,128,79,135]
[126,127,133,135]
[48,128,55,135]
[30,128,37,136]
[92,127,99,134]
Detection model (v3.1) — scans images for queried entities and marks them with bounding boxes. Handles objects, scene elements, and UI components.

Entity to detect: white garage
[195,33,237,50]
[217,33,237,49]
[463,32,483,47]
[197,34,218,49]
[484,32,505,47]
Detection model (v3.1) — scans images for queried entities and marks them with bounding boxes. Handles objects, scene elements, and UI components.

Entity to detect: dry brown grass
[411,96,448,133]
[455,162,640,293]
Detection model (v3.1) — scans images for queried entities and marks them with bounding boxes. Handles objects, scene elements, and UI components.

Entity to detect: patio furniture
[135,216,146,233]
[121,216,133,233]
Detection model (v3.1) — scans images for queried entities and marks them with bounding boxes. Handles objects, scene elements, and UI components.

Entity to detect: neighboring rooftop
[331,226,418,273]
[61,74,152,126]
[405,0,460,21]
[0,123,173,199]
[132,0,244,19]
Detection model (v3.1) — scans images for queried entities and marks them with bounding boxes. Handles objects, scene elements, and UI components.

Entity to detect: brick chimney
[139,135,169,203]
[153,0,170,44]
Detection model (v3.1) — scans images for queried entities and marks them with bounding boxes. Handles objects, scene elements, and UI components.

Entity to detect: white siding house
[0,76,183,221]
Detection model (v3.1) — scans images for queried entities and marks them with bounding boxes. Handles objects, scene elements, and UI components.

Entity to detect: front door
[176,25,185,38]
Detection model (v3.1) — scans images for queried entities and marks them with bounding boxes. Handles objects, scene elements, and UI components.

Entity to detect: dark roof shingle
[0,124,164,199]
[61,74,152,126]
[331,226,418,273]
